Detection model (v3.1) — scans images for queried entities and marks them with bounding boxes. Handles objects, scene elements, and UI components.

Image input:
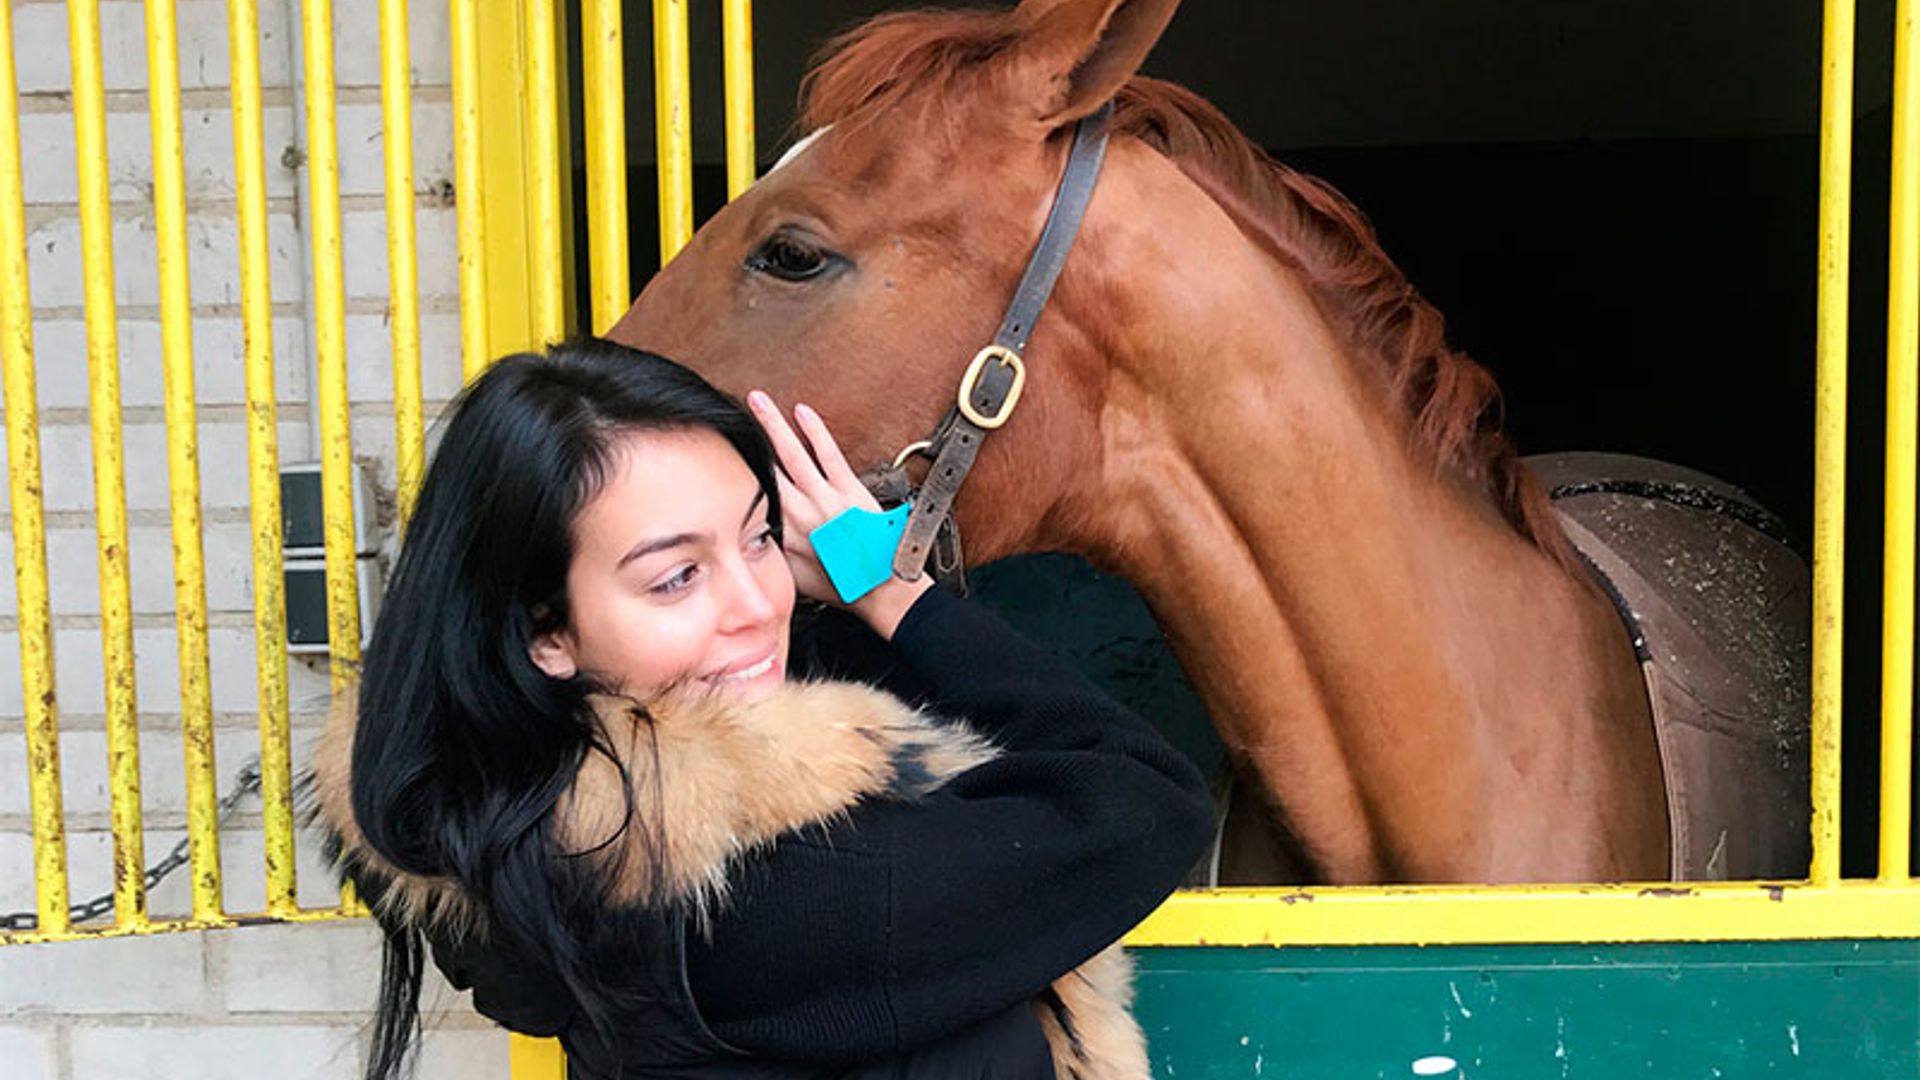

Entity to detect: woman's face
[529,427,795,701]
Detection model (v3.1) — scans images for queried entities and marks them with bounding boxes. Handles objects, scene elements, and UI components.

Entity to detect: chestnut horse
[609,0,1809,885]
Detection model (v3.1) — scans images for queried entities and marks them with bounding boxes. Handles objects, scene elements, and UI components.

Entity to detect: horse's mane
[801,8,1573,565]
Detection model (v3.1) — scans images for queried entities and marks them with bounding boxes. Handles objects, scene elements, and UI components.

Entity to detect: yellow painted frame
[462,0,575,362]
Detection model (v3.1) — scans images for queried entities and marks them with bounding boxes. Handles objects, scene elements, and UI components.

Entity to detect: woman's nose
[716,556,779,629]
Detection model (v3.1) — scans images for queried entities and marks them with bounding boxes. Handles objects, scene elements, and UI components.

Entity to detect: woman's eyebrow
[617,492,766,569]
[617,531,702,568]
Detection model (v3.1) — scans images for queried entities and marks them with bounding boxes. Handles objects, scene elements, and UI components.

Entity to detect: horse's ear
[1012,0,1179,127]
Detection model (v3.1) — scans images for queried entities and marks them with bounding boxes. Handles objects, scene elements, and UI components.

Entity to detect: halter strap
[892,102,1116,582]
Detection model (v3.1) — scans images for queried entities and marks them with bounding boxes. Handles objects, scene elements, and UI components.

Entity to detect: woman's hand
[747,390,933,640]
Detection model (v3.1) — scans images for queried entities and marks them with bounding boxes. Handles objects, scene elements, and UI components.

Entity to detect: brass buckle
[957,345,1026,430]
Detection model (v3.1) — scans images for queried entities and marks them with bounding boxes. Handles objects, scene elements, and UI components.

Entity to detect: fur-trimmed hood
[308,678,1146,1080]
[309,680,998,926]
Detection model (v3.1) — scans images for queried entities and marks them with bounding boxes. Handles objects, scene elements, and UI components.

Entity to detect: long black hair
[348,339,782,1080]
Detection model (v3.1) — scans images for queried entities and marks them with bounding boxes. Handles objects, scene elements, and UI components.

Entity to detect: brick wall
[0,0,495,1074]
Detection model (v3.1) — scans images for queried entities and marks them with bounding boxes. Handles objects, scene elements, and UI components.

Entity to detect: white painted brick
[26,208,304,311]
[416,1026,511,1080]
[29,315,308,410]
[0,1024,57,1080]
[30,804,343,920]
[345,311,463,405]
[58,825,167,918]
[331,0,452,88]
[0,520,257,618]
[175,0,300,91]
[341,400,453,508]
[213,915,483,1018]
[217,920,381,1012]
[0,725,267,825]
[23,416,310,514]
[12,3,147,99]
[212,820,365,915]
[0,732,22,819]
[13,0,296,95]
[334,99,455,200]
[70,1024,358,1080]
[0,931,211,1015]
[17,106,300,208]
[339,204,459,302]
[0,619,331,720]
[198,417,324,513]
[207,624,336,717]
[0,831,36,914]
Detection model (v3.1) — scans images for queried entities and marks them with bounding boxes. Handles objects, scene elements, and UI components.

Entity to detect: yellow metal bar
[510,1035,568,1080]
[477,2,539,359]
[1886,0,1920,882]
[451,0,490,378]
[582,0,630,333]
[70,0,147,929]
[1,905,362,947]
[722,0,754,200]
[1126,883,1920,947]
[652,0,693,263]
[300,0,362,703]
[0,0,67,936]
[147,0,222,920]
[524,0,565,345]
[8,883,1909,950]
[1812,0,1855,888]
[227,0,297,914]
[381,0,424,523]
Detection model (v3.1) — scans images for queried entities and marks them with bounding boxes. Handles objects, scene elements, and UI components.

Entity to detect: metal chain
[1,759,263,932]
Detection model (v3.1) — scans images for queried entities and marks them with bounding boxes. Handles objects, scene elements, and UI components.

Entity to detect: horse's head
[609,0,1181,561]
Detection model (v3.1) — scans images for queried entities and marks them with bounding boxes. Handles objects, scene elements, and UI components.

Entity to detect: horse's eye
[746,233,833,282]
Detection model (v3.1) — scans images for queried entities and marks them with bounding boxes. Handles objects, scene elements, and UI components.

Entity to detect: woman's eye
[651,564,700,596]
[746,233,834,281]
[746,526,778,553]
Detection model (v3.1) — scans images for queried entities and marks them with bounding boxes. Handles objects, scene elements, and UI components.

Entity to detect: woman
[309,339,1213,1080]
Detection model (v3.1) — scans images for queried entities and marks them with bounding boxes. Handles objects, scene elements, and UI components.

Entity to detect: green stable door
[1133,940,1920,1078]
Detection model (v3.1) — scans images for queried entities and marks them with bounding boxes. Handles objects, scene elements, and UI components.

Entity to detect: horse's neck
[1055,225,1664,883]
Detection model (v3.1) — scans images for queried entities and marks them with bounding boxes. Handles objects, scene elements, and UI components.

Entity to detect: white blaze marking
[766,125,833,179]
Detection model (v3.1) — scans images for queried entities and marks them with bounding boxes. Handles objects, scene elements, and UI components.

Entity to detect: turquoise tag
[809,502,912,604]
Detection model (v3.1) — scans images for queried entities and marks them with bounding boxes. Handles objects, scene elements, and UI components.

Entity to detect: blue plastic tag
[809,502,912,604]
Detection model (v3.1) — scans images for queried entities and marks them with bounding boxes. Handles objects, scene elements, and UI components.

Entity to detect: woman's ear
[529,629,579,680]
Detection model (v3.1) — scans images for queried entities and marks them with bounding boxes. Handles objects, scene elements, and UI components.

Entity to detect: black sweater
[685,587,1214,1062]
[437,587,1213,1066]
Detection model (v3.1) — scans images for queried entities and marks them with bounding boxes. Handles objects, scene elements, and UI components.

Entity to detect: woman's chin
[700,665,786,703]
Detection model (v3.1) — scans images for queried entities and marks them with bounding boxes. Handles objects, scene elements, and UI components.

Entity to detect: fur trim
[308,696,478,934]
[307,678,1143,1079]
[556,681,999,913]
[1036,945,1148,1080]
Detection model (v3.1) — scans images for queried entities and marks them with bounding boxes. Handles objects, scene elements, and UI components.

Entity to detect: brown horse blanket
[1530,452,1812,880]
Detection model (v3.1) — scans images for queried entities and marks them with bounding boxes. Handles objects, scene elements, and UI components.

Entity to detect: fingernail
[747,390,770,412]
[795,402,817,421]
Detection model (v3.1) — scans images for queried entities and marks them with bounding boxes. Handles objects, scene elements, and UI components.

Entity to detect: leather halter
[877,102,1116,590]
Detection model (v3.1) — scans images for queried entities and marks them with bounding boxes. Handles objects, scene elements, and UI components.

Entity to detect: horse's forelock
[799,8,1023,134]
